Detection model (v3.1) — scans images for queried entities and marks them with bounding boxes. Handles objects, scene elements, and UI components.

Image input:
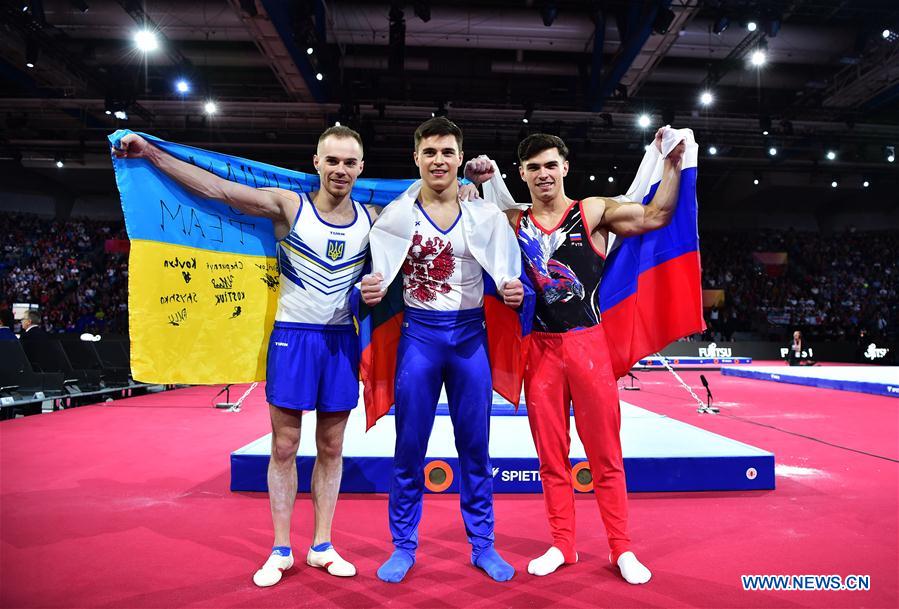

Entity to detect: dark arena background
[1,1,897,608]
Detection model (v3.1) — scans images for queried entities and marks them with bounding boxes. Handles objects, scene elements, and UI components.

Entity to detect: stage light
[55,158,64,168]
[134,29,159,53]
[541,1,558,27]
[700,90,714,106]
[826,150,836,160]
[708,145,717,155]
[768,146,777,156]
[113,110,128,120]
[589,174,596,181]
[753,178,759,185]
[522,118,529,124]
[315,72,323,81]
[607,176,615,183]
[887,146,895,162]
[883,29,891,39]
[105,110,111,115]
[204,101,217,115]
[334,121,341,126]
[25,37,38,69]
[175,79,190,94]
[637,114,651,128]
[750,49,766,66]
[863,180,870,188]
[747,21,758,32]
[306,47,314,55]
[501,173,507,179]
[713,15,729,34]
[831,180,838,188]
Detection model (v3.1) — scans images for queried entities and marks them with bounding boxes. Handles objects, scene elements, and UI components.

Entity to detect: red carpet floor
[1,367,897,609]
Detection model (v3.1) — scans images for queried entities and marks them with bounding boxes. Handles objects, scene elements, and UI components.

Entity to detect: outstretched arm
[112,132,293,222]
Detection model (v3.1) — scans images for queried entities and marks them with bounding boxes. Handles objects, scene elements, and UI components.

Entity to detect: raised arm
[112,133,294,223]
[590,137,686,237]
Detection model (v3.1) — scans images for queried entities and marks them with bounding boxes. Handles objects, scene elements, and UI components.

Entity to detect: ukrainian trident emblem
[327,239,346,261]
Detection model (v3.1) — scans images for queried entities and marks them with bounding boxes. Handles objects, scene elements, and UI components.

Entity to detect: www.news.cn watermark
[742,574,871,591]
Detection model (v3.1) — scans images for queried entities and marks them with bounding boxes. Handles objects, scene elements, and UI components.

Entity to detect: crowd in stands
[1,212,896,344]
[700,229,897,342]
[0,213,128,336]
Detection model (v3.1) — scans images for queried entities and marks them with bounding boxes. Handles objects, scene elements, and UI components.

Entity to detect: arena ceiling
[1,0,898,211]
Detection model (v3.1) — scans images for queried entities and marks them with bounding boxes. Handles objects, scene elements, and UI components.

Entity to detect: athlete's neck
[419,181,459,207]
[530,190,572,215]
[312,189,352,213]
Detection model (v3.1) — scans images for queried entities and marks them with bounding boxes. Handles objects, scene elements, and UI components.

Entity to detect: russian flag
[599,129,705,378]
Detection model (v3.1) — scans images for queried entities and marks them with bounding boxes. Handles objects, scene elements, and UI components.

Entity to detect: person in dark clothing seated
[786,330,816,366]
[19,310,49,343]
[0,309,17,341]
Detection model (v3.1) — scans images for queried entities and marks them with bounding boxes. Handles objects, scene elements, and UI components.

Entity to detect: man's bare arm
[589,141,685,236]
[113,133,292,221]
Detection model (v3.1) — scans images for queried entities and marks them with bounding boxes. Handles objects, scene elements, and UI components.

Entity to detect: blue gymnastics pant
[389,306,495,554]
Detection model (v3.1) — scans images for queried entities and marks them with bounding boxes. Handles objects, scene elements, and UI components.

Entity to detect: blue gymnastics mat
[231,393,775,494]
[722,365,899,398]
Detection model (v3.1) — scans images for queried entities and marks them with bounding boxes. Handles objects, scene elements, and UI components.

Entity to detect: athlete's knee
[271,432,300,464]
[316,435,344,462]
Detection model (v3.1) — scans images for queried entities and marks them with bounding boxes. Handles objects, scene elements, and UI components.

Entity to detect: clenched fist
[501,278,524,308]
[361,273,385,306]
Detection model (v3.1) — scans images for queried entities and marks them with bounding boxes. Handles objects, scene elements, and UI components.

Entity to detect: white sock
[527,546,574,576]
[253,551,294,587]
[306,546,356,577]
[615,551,651,584]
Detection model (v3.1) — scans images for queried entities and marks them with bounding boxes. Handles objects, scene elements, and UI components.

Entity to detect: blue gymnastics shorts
[265,322,360,412]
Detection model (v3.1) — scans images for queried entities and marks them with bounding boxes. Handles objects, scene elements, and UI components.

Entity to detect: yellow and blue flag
[108,130,412,384]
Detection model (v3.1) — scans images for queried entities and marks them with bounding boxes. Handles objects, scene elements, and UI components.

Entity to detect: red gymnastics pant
[524,323,630,564]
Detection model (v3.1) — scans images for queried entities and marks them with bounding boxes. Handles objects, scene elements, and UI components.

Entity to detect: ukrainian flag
[108,130,411,384]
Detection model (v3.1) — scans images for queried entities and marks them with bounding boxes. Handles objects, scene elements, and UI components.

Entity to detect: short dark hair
[318,125,364,152]
[26,310,41,324]
[518,133,569,163]
[414,117,463,150]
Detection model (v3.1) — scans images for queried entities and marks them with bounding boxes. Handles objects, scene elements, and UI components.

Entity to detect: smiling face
[313,135,364,200]
[520,147,569,204]
[414,134,463,192]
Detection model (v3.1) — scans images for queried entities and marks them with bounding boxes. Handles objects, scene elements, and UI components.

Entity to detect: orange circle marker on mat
[424,460,454,492]
[571,461,593,493]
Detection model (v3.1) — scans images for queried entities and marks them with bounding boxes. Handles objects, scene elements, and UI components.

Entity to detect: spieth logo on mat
[699,342,732,358]
[864,343,889,360]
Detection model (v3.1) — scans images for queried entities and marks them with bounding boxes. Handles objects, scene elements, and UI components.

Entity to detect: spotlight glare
[105,110,112,115]
[522,118,529,124]
[883,29,891,39]
[708,145,718,155]
[175,79,190,94]
[700,90,714,106]
[306,47,314,55]
[747,21,758,32]
[889,154,896,163]
[637,114,651,128]
[831,180,838,188]
[750,49,767,66]
[134,29,159,53]
[753,178,759,185]
[768,146,777,156]
[608,176,615,183]
[863,180,870,188]
[589,174,596,181]
[204,101,217,115]
[887,147,895,163]
[56,160,64,168]
[26,61,34,69]
[826,150,836,160]
[502,173,507,179]
[334,121,341,126]
[762,130,769,136]
[315,72,323,81]
[113,110,128,120]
